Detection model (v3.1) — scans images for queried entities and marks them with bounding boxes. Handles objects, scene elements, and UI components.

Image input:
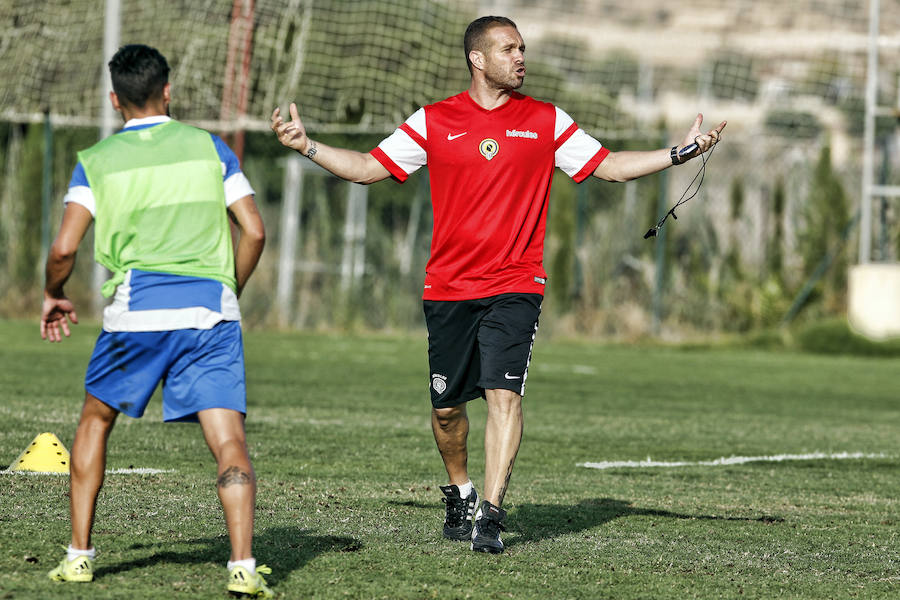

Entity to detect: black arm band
[670,146,680,166]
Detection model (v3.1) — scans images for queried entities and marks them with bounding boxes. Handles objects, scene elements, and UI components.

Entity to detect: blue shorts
[84,321,246,422]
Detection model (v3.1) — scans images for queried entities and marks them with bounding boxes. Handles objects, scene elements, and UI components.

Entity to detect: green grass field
[0,318,897,599]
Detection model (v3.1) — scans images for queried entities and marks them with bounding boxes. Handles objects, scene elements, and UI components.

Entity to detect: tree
[798,144,850,316]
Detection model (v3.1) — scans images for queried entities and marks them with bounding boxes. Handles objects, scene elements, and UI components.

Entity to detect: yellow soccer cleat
[48,555,93,582]
[227,564,273,598]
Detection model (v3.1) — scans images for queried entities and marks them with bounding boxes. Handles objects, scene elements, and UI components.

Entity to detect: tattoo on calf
[217,466,253,488]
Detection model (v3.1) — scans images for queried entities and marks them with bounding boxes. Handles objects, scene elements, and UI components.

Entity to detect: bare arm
[271,103,391,185]
[227,194,266,298]
[41,202,93,342]
[592,114,726,182]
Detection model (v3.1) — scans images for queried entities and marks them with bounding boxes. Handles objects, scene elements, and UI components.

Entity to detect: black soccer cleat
[440,484,478,541]
[471,500,507,554]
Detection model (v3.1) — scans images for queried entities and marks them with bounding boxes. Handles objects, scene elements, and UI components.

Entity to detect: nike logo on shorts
[504,372,521,380]
[447,132,468,141]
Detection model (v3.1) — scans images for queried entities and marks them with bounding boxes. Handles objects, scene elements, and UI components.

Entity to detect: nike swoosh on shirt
[504,372,521,380]
[447,132,468,141]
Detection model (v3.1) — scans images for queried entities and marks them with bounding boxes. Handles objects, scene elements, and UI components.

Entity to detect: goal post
[851,0,900,341]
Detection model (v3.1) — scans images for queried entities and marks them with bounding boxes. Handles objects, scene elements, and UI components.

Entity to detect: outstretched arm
[41,202,93,342]
[592,114,726,183]
[271,103,391,185]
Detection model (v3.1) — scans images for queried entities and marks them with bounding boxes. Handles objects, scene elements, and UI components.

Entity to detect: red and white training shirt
[370,91,609,301]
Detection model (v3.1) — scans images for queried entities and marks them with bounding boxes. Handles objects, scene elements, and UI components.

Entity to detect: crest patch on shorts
[432,373,448,394]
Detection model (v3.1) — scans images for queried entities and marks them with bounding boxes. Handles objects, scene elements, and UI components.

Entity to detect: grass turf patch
[0,319,897,599]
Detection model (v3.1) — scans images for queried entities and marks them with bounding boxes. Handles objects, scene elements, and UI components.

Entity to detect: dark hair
[463,16,517,74]
[108,44,170,108]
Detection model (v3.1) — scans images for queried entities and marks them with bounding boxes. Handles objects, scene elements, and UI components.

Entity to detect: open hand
[40,295,78,342]
[679,114,726,161]
[271,102,311,154]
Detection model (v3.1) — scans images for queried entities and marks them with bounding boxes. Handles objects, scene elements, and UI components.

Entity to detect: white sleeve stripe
[555,128,604,178]
[554,106,576,141]
[377,128,427,175]
[406,107,427,140]
[63,185,96,216]
[224,172,255,206]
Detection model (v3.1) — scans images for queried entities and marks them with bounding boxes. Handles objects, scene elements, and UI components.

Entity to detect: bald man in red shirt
[272,15,724,554]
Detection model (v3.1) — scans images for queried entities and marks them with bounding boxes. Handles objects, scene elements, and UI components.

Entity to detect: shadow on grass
[388,500,433,509]
[95,526,361,584]
[506,498,783,547]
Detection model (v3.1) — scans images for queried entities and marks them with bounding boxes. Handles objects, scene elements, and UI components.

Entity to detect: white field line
[106,468,174,475]
[578,451,892,470]
[1,468,174,476]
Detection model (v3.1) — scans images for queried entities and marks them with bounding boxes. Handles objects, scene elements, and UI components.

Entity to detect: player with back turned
[272,16,725,553]
[41,44,272,596]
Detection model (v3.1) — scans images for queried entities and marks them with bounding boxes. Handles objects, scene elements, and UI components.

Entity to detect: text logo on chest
[505,129,538,139]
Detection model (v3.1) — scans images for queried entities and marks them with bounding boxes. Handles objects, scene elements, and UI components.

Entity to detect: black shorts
[423,293,542,409]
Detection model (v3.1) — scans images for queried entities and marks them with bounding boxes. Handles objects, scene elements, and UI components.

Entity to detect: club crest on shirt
[479,138,499,161]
